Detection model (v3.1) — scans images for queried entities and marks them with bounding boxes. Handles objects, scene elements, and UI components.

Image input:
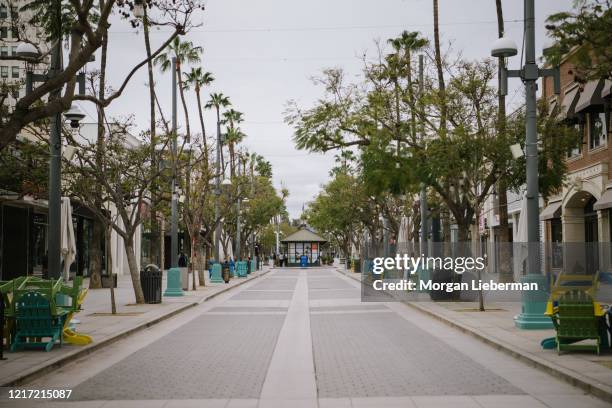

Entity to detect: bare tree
[0,0,203,150]
[64,120,173,304]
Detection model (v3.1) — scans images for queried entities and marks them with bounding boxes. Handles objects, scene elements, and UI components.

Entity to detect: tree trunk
[176,62,191,140]
[457,223,470,245]
[143,5,160,267]
[433,0,447,137]
[195,88,209,163]
[433,0,451,250]
[229,141,235,178]
[105,225,116,314]
[90,31,108,289]
[125,237,145,304]
[89,218,103,289]
[191,235,198,290]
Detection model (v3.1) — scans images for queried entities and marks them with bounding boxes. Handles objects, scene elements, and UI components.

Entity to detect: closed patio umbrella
[514,192,529,282]
[61,197,76,283]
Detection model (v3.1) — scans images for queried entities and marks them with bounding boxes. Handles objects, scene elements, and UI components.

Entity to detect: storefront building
[539,53,612,281]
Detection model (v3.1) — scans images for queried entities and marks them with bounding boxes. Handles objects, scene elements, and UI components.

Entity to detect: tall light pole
[214,114,222,262]
[164,57,183,296]
[492,0,559,329]
[46,0,63,279]
[418,54,428,259]
[170,57,178,269]
[235,156,242,261]
[19,0,86,279]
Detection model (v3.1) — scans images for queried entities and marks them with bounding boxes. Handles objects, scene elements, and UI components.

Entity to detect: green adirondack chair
[10,291,66,352]
[553,290,600,355]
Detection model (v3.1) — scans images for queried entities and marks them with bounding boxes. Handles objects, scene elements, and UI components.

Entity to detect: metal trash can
[140,264,162,304]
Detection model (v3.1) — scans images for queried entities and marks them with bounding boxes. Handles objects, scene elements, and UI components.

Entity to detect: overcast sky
[88,0,575,218]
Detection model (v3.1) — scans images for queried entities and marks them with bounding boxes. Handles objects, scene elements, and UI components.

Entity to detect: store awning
[575,79,605,113]
[540,201,562,220]
[603,80,612,98]
[594,189,612,211]
[547,98,558,117]
[559,86,580,120]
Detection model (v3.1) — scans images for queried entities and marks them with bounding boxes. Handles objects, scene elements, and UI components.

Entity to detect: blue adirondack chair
[11,291,66,352]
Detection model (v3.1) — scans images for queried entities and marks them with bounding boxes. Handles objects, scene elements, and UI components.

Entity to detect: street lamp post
[491,0,559,329]
[214,124,222,262]
[164,57,183,297]
[18,30,86,281]
[170,57,179,269]
[418,54,428,259]
[236,158,242,261]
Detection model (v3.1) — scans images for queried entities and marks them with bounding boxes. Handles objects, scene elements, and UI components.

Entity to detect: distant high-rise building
[0,0,50,114]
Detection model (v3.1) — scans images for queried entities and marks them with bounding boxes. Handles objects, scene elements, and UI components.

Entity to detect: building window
[0,27,8,39]
[567,122,583,158]
[0,46,7,57]
[11,65,18,78]
[0,4,8,19]
[0,66,8,78]
[589,111,607,150]
[10,46,16,56]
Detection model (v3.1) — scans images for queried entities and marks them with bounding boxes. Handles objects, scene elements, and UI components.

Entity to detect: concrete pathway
[0,267,609,408]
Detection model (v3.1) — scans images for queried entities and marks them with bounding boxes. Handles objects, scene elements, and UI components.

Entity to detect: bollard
[164,267,184,297]
[0,295,6,360]
[210,263,224,283]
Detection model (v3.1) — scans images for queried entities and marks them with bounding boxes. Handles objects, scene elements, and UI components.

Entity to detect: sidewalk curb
[1,268,271,387]
[334,267,612,404]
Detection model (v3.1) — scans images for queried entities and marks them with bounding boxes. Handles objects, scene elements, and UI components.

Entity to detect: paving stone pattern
[230,290,294,300]
[70,314,285,400]
[309,289,360,300]
[308,278,354,290]
[309,305,388,312]
[248,278,297,291]
[208,306,289,313]
[310,310,524,397]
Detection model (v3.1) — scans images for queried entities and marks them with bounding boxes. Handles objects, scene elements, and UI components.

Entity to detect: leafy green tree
[0,140,48,198]
[64,122,172,304]
[304,171,367,258]
[545,0,612,81]
[289,30,578,243]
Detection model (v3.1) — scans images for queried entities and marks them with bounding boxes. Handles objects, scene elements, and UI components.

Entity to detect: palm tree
[222,109,245,177]
[386,31,428,142]
[154,37,202,143]
[205,92,231,169]
[184,68,215,158]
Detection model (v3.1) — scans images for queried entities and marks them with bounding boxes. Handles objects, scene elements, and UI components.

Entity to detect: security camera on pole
[491,0,559,329]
